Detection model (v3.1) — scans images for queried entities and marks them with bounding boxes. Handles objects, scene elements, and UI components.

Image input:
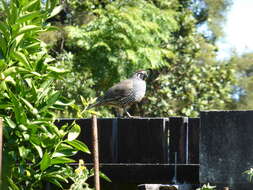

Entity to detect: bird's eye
[137,73,145,79]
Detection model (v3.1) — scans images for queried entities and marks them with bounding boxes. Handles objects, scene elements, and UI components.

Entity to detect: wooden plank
[55,117,200,165]
[168,117,187,164]
[200,111,253,189]
[97,119,115,163]
[188,118,199,164]
[55,118,200,186]
[117,118,168,163]
[97,164,199,184]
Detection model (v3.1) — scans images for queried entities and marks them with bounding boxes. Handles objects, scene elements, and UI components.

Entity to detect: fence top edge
[56,116,200,121]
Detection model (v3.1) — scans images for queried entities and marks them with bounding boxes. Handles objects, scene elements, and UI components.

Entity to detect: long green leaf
[67,123,81,141]
[48,5,63,19]
[18,25,41,35]
[0,35,7,55]
[12,51,30,68]
[9,1,18,24]
[53,143,77,157]
[52,149,77,158]
[16,11,41,24]
[43,177,63,189]
[20,97,38,115]
[14,33,24,48]
[7,177,20,190]
[48,66,67,73]
[23,0,40,11]
[51,157,75,165]
[40,152,51,171]
[7,88,27,124]
[31,142,43,158]
[0,104,12,109]
[4,117,16,129]
[46,91,60,106]
[0,21,9,40]
[90,169,112,182]
[65,140,91,154]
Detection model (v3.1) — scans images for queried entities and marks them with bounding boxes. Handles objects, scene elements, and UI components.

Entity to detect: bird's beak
[144,72,148,80]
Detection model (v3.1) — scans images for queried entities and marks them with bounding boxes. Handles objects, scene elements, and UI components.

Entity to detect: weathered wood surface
[200,111,253,189]
[55,117,200,184]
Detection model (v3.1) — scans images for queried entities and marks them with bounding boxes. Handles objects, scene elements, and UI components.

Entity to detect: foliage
[50,0,235,117]
[192,0,232,40]
[68,160,93,190]
[196,183,216,190]
[0,0,91,189]
[244,168,253,182]
[53,0,179,116]
[69,159,111,190]
[225,52,253,109]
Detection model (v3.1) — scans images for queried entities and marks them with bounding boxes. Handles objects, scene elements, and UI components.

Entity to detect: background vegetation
[45,0,235,118]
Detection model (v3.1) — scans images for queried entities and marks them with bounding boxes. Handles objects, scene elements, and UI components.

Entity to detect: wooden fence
[2,111,253,190]
[55,117,200,184]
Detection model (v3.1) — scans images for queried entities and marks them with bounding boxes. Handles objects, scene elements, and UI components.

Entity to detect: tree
[49,0,235,117]
[192,0,232,40]
[226,52,253,109]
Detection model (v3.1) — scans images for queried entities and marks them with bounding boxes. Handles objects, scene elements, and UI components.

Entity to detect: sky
[217,0,253,60]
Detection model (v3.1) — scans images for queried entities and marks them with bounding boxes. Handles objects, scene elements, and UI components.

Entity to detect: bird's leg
[124,108,141,118]
[124,108,133,118]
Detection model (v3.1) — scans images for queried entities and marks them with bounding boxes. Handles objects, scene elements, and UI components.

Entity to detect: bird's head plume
[132,70,148,80]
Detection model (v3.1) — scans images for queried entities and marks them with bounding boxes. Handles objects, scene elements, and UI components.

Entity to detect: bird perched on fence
[87,70,148,117]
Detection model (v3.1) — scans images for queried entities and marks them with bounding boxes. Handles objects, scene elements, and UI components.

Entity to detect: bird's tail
[87,100,103,110]
[87,103,97,110]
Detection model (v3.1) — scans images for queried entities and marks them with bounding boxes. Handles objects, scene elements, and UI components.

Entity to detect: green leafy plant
[69,160,93,190]
[196,183,216,190]
[69,159,111,190]
[244,168,253,182]
[0,0,92,189]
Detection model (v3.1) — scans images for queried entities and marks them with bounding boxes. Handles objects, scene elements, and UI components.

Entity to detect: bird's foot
[128,115,141,119]
[124,109,141,118]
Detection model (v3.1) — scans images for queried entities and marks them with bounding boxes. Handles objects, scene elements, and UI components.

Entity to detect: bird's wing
[88,79,133,109]
[102,79,133,101]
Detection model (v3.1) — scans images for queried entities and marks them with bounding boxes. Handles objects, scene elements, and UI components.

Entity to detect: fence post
[92,115,100,190]
[0,118,3,188]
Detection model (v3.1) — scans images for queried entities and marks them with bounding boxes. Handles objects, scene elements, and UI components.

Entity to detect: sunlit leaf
[67,123,81,141]
[49,5,63,18]
[5,117,16,129]
[16,11,41,24]
[65,140,91,154]
[12,51,30,68]
[18,25,40,34]
[40,152,51,171]
[23,0,40,11]
[51,157,75,165]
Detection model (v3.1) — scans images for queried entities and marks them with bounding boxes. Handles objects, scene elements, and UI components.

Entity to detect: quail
[88,70,148,117]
